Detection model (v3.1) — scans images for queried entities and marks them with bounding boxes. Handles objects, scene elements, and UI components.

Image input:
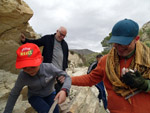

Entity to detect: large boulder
[0,0,38,74]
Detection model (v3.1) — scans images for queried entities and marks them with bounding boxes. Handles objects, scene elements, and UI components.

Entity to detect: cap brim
[108,36,134,45]
[16,58,42,69]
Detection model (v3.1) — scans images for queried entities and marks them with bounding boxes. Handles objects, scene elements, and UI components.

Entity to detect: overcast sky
[24,0,150,52]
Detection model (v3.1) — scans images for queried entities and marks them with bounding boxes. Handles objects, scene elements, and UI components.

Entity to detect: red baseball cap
[16,43,42,69]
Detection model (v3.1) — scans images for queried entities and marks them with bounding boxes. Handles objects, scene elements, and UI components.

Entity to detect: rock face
[68,67,106,113]
[0,0,38,74]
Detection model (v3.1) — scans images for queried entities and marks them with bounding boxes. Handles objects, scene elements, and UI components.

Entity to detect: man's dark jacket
[22,34,69,71]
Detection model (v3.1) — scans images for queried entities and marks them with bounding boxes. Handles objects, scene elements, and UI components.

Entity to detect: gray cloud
[25,0,150,52]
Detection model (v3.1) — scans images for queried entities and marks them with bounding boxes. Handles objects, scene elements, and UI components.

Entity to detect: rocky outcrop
[0,0,39,74]
[69,86,105,113]
[67,52,84,74]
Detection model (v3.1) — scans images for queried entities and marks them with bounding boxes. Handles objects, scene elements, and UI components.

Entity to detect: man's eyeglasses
[59,31,66,37]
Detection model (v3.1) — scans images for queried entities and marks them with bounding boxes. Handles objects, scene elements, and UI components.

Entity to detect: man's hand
[54,90,66,104]
[122,71,148,91]
[58,75,65,83]
[20,33,26,42]
[55,75,65,94]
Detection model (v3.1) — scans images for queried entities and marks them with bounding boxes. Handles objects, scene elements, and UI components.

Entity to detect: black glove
[121,71,148,91]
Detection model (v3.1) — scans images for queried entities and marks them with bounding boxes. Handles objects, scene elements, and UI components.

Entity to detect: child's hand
[54,90,66,104]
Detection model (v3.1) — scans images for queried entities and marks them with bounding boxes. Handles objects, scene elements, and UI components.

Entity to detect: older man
[21,26,68,72]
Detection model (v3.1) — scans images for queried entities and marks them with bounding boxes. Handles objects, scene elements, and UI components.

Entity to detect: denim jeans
[28,92,59,113]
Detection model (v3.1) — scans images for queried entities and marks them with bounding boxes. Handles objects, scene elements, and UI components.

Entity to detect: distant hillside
[69,49,100,66]
[70,49,96,55]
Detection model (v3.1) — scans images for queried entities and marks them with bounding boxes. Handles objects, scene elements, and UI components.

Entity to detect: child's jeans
[28,92,59,113]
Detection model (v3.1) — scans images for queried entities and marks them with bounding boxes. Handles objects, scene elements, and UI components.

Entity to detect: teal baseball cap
[108,19,139,45]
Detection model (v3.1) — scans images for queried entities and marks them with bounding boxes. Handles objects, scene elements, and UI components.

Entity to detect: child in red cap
[4,43,71,113]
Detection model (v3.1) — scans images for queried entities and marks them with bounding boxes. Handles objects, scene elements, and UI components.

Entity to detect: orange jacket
[72,55,150,113]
